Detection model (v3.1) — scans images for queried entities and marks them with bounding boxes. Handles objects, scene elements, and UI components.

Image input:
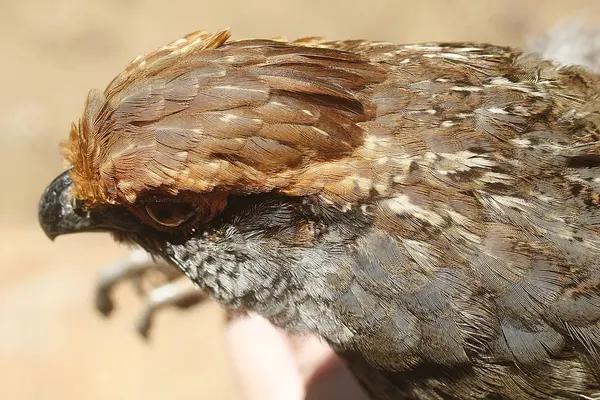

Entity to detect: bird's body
[40,29,600,399]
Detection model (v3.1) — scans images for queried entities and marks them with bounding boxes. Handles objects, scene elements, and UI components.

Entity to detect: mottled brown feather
[61,28,600,398]
[64,28,386,204]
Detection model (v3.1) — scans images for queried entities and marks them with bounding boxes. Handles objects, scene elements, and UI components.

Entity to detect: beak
[38,170,141,240]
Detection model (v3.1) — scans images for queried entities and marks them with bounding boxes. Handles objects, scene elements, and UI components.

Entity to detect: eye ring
[144,202,197,227]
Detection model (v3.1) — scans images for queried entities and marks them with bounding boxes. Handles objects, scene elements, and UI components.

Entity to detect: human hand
[226,314,370,400]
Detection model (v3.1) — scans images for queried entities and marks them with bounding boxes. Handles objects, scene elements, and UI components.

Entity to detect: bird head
[38,28,388,318]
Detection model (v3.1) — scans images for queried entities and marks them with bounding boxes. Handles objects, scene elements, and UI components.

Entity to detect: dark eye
[145,202,197,227]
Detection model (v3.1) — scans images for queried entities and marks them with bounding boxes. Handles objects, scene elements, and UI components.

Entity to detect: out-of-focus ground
[1,1,599,399]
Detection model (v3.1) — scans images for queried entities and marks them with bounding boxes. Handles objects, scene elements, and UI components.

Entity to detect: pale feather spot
[435,152,494,175]
[219,113,239,123]
[384,195,445,226]
[486,194,531,213]
[364,135,391,144]
[536,194,554,203]
[391,174,405,184]
[478,172,514,184]
[374,183,388,195]
[424,52,468,60]
[451,86,484,92]
[339,202,353,212]
[403,239,439,271]
[171,38,188,46]
[512,105,532,116]
[220,55,242,63]
[363,135,391,149]
[488,107,509,114]
[454,47,482,52]
[206,160,228,170]
[575,111,591,119]
[463,156,495,169]
[455,226,482,244]
[184,177,198,186]
[447,209,469,225]
[404,44,443,51]
[353,177,373,192]
[441,120,457,128]
[117,181,137,202]
[312,127,330,137]
[423,152,439,163]
[485,77,546,97]
[214,85,267,93]
[488,77,512,85]
[408,109,437,115]
[440,151,496,169]
[511,138,531,147]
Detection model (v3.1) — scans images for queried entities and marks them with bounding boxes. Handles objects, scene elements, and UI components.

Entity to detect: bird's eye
[145,202,197,227]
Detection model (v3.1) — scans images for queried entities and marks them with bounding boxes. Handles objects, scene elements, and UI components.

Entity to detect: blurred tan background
[1,1,599,399]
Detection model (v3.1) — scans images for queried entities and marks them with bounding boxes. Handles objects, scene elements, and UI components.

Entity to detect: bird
[38,28,600,399]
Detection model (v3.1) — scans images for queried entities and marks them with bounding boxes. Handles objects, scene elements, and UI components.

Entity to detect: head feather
[62,29,384,205]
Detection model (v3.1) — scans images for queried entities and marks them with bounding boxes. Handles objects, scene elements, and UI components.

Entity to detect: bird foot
[94,248,208,338]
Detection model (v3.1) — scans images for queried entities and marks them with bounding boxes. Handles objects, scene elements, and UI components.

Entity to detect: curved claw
[92,248,209,338]
[95,286,115,317]
[94,249,159,316]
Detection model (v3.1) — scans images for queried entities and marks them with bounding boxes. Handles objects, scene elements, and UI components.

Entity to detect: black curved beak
[38,170,141,240]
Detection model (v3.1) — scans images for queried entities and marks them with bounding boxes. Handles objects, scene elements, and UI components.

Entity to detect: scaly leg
[135,277,207,338]
[94,248,208,338]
